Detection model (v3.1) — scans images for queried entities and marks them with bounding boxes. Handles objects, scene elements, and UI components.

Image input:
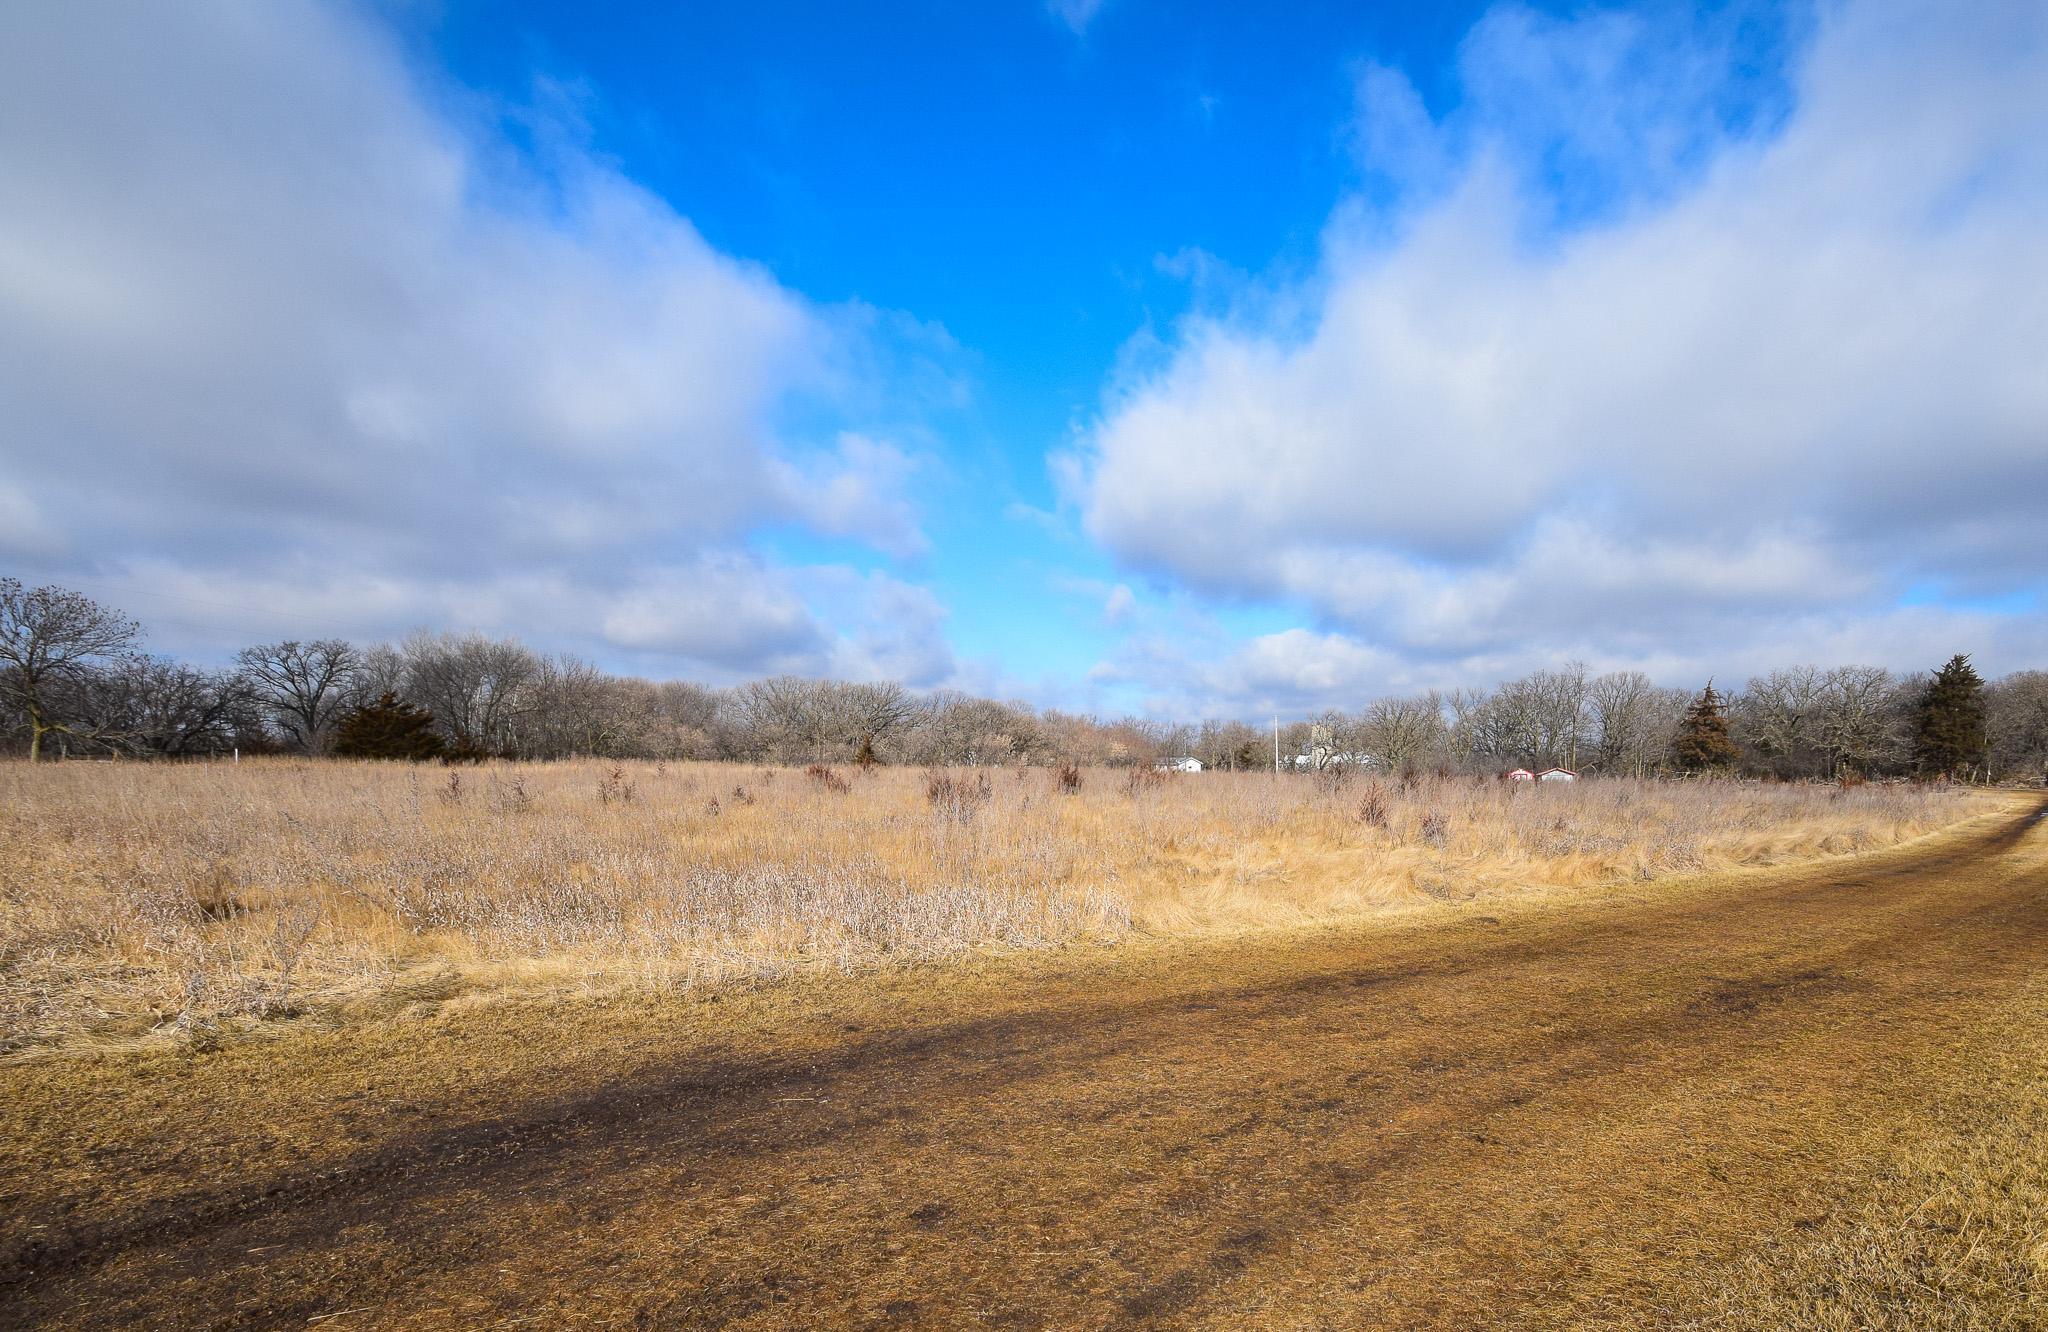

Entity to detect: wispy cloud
[1047,0,1109,37]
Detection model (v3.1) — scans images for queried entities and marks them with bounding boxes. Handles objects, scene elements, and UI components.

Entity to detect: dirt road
[5,801,2046,1329]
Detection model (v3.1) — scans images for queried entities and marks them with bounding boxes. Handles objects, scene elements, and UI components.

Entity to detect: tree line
[2,577,2042,780]
[1178,657,2037,782]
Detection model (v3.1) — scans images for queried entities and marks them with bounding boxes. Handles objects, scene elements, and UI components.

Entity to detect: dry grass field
[0,795,2043,1329]
[0,758,1994,1054]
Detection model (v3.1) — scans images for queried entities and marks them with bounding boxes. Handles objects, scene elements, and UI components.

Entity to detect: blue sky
[2,0,2044,719]
[410,0,1537,698]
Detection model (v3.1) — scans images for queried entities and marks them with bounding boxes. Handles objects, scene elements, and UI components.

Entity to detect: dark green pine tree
[332,692,446,761]
[1913,654,1987,779]
[1672,680,1741,773]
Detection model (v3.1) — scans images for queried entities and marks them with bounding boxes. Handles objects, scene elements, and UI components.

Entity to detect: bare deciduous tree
[1817,666,1900,777]
[398,631,540,757]
[1357,693,1446,772]
[730,676,832,762]
[1450,665,1588,771]
[514,656,624,759]
[0,577,142,760]
[1987,670,2048,783]
[1586,671,1674,776]
[1735,666,1831,778]
[68,656,251,757]
[1532,662,1591,771]
[907,691,1040,766]
[237,639,362,753]
[833,681,920,762]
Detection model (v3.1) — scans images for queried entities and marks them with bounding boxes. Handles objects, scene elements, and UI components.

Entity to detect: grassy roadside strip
[1682,811,2048,1330]
[1683,976,2048,1329]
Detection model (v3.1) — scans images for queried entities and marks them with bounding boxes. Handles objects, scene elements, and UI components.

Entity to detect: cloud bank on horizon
[1,0,2043,719]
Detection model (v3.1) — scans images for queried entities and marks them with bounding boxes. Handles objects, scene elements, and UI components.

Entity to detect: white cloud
[596,560,956,684]
[812,571,957,686]
[0,484,65,562]
[0,1,950,679]
[1047,0,1109,37]
[1076,0,2048,687]
[598,559,823,669]
[772,433,929,559]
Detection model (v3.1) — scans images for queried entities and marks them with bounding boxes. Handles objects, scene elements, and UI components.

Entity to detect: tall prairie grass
[0,759,1992,1052]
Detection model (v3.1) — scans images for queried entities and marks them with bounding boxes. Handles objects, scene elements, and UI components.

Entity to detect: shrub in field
[925,768,993,823]
[1055,763,1084,794]
[491,774,533,814]
[1357,781,1389,829]
[1123,766,1169,797]
[598,766,636,805]
[1315,763,1356,797]
[806,764,851,794]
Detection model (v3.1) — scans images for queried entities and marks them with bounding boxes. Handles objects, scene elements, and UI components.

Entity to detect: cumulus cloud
[1077,0,2048,688]
[600,561,953,684]
[772,434,929,559]
[598,560,824,669]
[811,571,957,686]
[0,1,951,678]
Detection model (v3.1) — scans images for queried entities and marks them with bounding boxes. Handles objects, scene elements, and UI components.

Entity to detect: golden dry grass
[0,757,1996,1053]
[1692,989,2048,1331]
[2,800,2042,1329]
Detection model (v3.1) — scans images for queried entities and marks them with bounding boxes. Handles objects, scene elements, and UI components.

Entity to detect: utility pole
[1273,716,1280,775]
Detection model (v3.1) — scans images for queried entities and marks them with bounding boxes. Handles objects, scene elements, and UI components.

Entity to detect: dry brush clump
[0,759,1993,1052]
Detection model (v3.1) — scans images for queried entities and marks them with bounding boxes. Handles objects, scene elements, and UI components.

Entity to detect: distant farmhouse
[1157,756,1203,773]
[1505,768,1535,782]
[1537,767,1578,783]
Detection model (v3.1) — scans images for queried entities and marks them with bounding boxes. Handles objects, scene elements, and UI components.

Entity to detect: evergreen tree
[332,692,446,761]
[1672,680,1740,772]
[1913,653,1987,779]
